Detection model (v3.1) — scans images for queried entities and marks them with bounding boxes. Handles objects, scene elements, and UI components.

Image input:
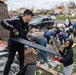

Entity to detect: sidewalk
[71,19,76,21]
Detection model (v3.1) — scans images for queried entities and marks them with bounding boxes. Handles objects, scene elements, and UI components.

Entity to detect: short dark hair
[23,9,33,16]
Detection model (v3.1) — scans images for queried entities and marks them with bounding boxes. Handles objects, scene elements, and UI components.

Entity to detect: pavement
[55,20,76,24]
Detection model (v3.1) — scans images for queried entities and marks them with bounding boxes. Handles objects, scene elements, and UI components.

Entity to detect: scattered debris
[0,40,7,51]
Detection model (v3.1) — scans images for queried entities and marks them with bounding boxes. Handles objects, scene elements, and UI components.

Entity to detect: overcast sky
[6,0,75,11]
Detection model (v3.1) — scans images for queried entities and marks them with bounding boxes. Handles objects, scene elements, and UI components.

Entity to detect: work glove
[13,29,19,36]
[54,57,60,62]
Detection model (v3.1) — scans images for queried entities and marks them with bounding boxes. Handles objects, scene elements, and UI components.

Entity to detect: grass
[36,70,50,75]
[72,39,76,73]
[56,16,76,20]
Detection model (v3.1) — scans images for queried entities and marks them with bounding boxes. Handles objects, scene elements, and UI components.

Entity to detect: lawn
[56,16,76,20]
[73,46,76,73]
[72,39,76,73]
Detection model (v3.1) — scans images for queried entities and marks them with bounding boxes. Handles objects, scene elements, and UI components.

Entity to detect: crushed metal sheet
[0,52,20,75]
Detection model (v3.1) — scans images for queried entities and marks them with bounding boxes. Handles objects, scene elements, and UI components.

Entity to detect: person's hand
[32,41,35,44]
[54,57,60,62]
[58,49,61,52]
[13,29,19,36]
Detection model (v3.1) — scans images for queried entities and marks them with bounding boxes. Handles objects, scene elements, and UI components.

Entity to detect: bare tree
[31,6,34,12]
[60,2,64,7]
[68,1,76,9]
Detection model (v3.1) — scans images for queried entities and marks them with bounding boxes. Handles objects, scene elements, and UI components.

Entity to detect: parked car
[49,16,56,20]
[29,16,54,29]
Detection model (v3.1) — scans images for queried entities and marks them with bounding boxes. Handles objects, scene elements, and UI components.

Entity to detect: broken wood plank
[36,63,59,75]
[72,43,76,47]
[24,49,32,54]
[51,36,61,57]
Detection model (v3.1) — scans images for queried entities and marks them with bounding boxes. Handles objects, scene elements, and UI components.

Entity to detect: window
[49,18,52,20]
[46,18,49,21]
[42,19,46,21]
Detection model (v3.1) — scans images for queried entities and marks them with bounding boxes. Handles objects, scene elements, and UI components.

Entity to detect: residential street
[55,20,76,24]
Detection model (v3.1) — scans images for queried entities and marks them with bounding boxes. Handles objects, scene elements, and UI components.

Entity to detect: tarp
[0,51,20,75]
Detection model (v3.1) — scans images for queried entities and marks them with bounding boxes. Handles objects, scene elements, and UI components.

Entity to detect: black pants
[4,45,24,75]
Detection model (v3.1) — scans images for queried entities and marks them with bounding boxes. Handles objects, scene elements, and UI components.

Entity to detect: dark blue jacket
[44,31,54,39]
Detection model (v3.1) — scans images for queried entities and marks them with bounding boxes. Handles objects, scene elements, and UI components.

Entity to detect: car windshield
[32,18,42,22]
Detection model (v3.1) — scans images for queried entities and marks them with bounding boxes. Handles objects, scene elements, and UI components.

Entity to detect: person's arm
[25,36,31,41]
[44,32,46,37]
[52,32,54,37]
[59,50,64,57]
[60,49,73,64]
[1,18,19,31]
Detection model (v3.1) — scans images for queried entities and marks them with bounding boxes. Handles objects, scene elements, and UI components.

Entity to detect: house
[33,9,40,14]
[71,9,76,17]
[8,10,19,17]
[63,6,70,14]
[54,6,70,15]
[54,6,64,14]
[18,7,27,14]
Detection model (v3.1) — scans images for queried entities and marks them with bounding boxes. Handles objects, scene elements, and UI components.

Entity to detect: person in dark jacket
[58,31,68,45]
[55,38,74,75]
[44,29,57,44]
[1,9,33,75]
[29,35,47,62]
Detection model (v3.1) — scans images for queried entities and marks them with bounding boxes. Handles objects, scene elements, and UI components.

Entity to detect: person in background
[29,35,48,63]
[73,23,76,38]
[44,29,57,44]
[58,30,68,45]
[65,17,71,27]
[1,9,33,75]
[55,38,74,75]
[73,23,76,29]
[54,23,61,34]
[65,27,70,37]
[73,28,76,38]
[68,17,72,27]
